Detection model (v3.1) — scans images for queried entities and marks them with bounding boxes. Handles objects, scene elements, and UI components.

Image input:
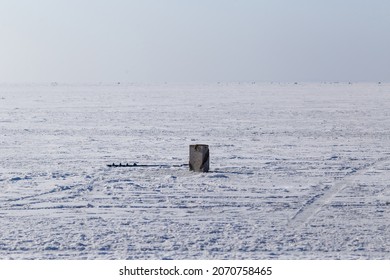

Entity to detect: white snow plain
[0,82,389,260]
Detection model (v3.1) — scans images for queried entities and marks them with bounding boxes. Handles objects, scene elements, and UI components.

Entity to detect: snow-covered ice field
[1,82,389,259]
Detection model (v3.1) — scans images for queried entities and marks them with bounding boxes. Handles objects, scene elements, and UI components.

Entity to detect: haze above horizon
[1,0,389,83]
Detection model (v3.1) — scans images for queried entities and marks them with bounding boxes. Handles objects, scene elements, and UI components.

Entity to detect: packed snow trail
[290,156,390,228]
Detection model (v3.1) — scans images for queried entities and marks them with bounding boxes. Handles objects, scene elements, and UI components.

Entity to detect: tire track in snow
[0,172,97,210]
[289,156,390,228]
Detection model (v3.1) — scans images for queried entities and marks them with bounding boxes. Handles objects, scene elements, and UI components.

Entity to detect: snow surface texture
[0,83,389,260]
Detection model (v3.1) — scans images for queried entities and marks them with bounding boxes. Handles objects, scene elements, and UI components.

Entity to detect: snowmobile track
[289,156,390,228]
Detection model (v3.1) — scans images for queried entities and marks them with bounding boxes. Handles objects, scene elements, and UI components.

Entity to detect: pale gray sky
[1,0,389,83]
